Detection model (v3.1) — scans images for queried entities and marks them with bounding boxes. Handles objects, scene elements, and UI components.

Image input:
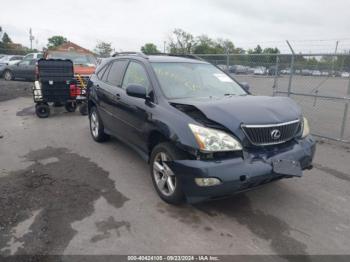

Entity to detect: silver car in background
[0,55,24,76]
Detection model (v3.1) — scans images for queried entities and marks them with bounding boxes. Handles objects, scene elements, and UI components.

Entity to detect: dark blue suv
[87,53,316,204]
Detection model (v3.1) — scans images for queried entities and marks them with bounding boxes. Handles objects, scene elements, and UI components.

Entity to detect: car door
[93,62,114,130]
[96,59,129,133]
[13,60,31,78]
[112,61,154,152]
[24,59,37,80]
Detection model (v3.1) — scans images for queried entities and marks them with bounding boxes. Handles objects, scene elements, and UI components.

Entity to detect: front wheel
[35,103,50,118]
[150,142,186,205]
[3,70,13,81]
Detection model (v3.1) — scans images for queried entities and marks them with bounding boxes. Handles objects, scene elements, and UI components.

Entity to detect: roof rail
[112,51,148,59]
[145,52,205,61]
[167,53,205,61]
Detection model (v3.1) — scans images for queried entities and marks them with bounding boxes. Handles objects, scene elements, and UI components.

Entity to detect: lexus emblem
[271,129,281,140]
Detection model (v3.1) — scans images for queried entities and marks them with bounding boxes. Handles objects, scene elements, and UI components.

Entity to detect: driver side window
[122,62,150,91]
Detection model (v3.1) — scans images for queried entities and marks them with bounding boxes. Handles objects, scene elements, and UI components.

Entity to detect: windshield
[151,62,246,99]
[46,51,96,66]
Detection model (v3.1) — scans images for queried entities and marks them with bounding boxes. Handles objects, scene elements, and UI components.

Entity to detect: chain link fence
[198,53,350,143]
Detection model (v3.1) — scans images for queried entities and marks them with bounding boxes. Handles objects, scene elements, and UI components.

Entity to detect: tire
[79,103,88,115]
[65,102,77,112]
[150,142,186,205]
[3,70,13,81]
[89,106,109,142]
[35,103,50,118]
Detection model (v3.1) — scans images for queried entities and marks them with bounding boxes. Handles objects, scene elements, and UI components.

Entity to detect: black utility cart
[33,59,87,118]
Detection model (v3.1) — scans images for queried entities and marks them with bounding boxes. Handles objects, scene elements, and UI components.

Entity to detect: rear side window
[96,63,109,80]
[106,60,129,87]
[101,63,111,82]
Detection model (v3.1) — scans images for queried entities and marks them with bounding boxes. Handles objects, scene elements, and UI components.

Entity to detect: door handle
[115,93,121,100]
[96,84,100,89]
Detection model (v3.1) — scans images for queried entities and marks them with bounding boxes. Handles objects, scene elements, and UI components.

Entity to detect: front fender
[149,105,201,154]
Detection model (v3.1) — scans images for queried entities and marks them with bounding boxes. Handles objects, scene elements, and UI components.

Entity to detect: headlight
[189,124,242,152]
[301,117,310,138]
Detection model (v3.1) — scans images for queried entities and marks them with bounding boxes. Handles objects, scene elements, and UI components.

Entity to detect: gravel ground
[0,79,33,102]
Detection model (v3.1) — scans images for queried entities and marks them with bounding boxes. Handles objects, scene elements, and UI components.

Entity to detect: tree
[215,39,237,54]
[0,26,3,50]
[193,35,216,54]
[2,32,12,44]
[47,35,68,49]
[168,28,195,54]
[141,43,159,54]
[248,45,263,54]
[1,32,13,52]
[94,41,113,57]
[263,47,280,54]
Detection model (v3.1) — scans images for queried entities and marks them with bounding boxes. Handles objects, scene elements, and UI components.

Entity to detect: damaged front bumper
[168,136,316,204]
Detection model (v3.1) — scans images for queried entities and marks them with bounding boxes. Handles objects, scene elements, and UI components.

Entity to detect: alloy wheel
[4,71,12,81]
[153,152,176,196]
[90,110,99,138]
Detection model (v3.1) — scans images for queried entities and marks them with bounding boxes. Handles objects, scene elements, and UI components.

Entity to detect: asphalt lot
[0,80,350,258]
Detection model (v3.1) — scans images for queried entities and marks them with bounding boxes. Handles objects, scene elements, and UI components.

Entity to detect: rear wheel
[3,70,13,81]
[35,103,50,118]
[150,142,186,205]
[89,106,109,142]
[65,101,77,112]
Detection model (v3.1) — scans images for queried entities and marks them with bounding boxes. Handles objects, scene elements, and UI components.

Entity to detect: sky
[1,0,350,54]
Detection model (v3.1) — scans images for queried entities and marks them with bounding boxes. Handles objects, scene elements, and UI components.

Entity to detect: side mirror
[240,82,250,92]
[126,84,147,99]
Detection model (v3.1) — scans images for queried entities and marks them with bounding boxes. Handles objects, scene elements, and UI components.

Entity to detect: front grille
[74,75,90,89]
[241,119,301,146]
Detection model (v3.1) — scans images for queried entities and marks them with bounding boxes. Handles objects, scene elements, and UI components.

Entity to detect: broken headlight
[189,124,242,152]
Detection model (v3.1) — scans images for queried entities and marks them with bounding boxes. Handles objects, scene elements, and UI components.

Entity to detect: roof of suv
[96,53,209,71]
[110,52,208,64]
[147,55,207,64]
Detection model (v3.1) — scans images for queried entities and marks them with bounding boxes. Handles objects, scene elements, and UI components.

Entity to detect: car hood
[170,95,302,132]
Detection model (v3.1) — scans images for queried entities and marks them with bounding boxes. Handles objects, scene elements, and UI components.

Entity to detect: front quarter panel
[149,103,202,153]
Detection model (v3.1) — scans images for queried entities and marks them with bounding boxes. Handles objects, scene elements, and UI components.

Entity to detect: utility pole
[29,28,34,50]
[330,40,339,75]
[163,41,166,53]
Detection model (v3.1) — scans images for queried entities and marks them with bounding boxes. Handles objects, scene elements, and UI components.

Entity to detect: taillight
[69,84,80,97]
